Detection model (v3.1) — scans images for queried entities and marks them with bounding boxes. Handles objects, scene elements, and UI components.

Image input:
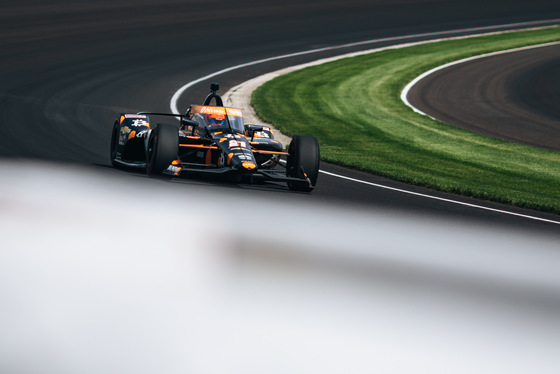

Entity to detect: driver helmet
[206,113,225,126]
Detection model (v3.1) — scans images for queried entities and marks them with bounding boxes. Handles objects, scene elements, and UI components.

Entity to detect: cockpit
[189,105,245,134]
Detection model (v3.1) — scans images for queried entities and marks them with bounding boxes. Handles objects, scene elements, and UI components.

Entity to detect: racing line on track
[170,21,560,226]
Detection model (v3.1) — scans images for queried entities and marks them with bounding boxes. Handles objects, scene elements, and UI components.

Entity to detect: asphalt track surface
[2,0,560,233]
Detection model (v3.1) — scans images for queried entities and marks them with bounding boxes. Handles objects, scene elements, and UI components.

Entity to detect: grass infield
[252,27,560,214]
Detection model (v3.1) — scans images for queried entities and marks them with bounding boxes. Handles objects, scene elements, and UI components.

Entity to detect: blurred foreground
[1,161,559,374]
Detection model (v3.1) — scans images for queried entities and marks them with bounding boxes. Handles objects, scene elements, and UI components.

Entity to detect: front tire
[146,123,179,176]
[286,135,320,192]
[110,120,120,167]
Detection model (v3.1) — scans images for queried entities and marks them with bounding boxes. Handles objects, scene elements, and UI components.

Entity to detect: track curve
[407,43,560,151]
[2,0,560,229]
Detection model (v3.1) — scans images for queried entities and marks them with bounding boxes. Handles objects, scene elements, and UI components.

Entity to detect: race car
[109,82,320,191]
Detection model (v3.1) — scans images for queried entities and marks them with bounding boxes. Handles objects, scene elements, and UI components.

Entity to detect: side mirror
[182,119,198,127]
[181,119,199,135]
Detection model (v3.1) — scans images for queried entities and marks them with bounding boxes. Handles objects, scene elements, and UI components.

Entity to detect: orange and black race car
[109,83,320,191]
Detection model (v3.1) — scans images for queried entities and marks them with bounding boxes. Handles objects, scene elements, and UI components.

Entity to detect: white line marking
[319,170,560,225]
[170,19,560,114]
[170,20,560,225]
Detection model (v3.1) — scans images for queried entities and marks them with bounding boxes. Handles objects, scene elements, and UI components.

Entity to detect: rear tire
[286,135,320,192]
[146,123,179,176]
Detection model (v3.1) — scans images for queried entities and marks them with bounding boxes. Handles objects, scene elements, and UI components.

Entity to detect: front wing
[162,146,314,187]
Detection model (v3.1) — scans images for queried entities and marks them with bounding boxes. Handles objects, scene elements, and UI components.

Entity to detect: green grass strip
[252,27,560,214]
